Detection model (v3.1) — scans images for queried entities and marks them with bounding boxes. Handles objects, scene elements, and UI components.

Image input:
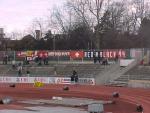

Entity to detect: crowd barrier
[0,77,95,85]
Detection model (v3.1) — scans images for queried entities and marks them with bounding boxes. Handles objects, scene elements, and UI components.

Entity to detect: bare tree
[129,0,150,33]
[8,31,25,40]
[50,7,69,34]
[27,18,47,39]
[66,0,91,27]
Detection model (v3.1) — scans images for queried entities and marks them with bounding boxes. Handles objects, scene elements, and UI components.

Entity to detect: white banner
[0,77,95,85]
[0,77,54,84]
[55,77,95,85]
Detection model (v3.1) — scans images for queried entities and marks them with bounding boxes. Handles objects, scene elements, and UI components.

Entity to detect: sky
[0,0,64,33]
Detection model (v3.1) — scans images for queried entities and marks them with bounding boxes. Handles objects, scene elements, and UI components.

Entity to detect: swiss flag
[70,51,84,59]
[17,51,26,57]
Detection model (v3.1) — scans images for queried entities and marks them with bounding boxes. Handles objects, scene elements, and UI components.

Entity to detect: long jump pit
[0,83,149,113]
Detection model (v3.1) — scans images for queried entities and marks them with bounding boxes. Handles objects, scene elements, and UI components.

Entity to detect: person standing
[93,54,97,64]
[71,70,77,84]
[75,73,79,84]
[18,63,22,77]
[26,70,30,77]
[73,70,79,84]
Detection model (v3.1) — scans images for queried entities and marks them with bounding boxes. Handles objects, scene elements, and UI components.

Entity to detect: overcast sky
[0,0,64,33]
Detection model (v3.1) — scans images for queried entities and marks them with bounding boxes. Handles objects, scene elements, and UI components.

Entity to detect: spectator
[98,56,102,64]
[3,55,8,65]
[54,66,57,75]
[26,70,30,77]
[43,58,46,65]
[70,74,75,84]
[12,60,16,69]
[71,70,77,84]
[75,74,79,84]
[106,58,109,65]
[39,57,42,66]
[24,57,29,65]
[18,63,22,77]
[93,54,97,64]
[73,70,79,84]
[102,58,108,65]
[115,55,119,63]
[45,57,49,65]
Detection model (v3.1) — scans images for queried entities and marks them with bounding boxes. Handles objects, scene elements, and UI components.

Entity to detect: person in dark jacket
[71,70,77,84]
[73,70,78,84]
[93,54,97,64]
[71,74,75,84]
[75,74,79,84]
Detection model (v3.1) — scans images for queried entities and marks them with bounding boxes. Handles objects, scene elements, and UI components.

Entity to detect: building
[0,28,11,50]
[0,28,5,39]
[35,30,42,40]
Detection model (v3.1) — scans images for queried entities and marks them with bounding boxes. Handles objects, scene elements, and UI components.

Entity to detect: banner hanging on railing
[0,77,52,84]
[0,77,95,85]
[55,77,95,85]
[70,51,84,59]
[15,49,127,60]
[84,49,126,58]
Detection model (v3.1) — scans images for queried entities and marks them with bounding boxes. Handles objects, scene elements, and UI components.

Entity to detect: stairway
[96,59,137,86]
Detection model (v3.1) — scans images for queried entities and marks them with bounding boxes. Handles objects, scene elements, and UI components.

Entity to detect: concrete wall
[128,80,150,88]
[120,59,135,67]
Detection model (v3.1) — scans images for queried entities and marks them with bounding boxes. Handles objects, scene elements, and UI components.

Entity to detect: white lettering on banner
[95,52,98,57]
[48,52,70,57]
[100,52,103,57]
[84,50,126,58]
[87,52,90,58]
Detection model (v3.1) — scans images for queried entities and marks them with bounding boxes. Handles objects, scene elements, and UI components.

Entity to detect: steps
[96,59,137,86]
[0,63,104,78]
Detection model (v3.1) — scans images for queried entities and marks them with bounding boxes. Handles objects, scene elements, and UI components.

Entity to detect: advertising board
[0,77,95,85]
[55,77,95,85]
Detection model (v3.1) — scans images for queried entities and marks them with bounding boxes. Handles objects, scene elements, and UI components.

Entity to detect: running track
[0,84,149,113]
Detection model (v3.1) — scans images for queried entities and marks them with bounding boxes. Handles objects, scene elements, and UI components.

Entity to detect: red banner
[70,51,84,59]
[17,51,26,57]
[37,51,48,58]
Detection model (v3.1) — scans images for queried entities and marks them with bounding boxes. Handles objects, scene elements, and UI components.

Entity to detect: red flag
[70,51,84,59]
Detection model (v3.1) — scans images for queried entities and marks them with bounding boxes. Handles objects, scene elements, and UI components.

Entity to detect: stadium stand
[0,63,110,78]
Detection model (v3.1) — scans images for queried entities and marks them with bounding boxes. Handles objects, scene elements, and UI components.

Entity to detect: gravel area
[0,106,87,113]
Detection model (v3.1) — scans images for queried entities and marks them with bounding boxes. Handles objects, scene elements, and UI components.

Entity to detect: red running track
[0,83,149,113]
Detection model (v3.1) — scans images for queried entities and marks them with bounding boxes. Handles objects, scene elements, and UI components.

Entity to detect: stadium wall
[128,80,150,88]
